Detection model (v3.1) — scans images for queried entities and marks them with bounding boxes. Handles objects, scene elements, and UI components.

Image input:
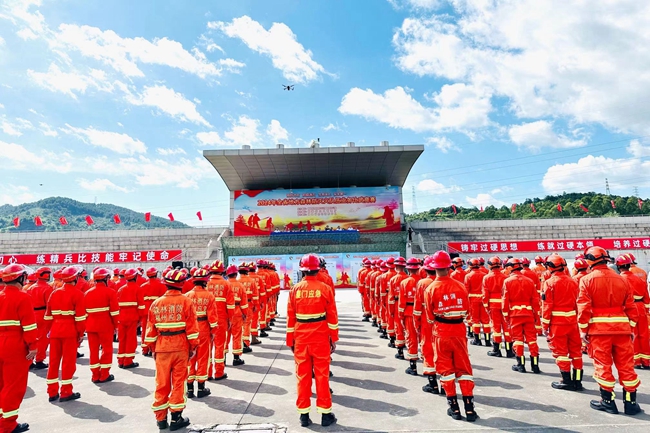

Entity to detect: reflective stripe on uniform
[155,322,186,329]
[2,409,19,418]
[87,307,110,313]
[75,315,87,321]
[22,323,37,331]
[328,323,338,330]
[551,311,576,317]
[589,317,629,324]
[118,302,137,307]
[296,312,326,320]
[0,320,20,326]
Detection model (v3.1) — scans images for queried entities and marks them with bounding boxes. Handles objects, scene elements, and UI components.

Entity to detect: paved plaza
[20,290,650,432]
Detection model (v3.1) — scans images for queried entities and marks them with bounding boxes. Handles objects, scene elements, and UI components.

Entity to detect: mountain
[406,192,648,222]
[0,197,189,232]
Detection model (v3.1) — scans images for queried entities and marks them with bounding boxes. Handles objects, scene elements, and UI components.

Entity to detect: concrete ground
[20,290,650,432]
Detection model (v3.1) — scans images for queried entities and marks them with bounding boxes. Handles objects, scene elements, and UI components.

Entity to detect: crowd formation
[358,248,649,421]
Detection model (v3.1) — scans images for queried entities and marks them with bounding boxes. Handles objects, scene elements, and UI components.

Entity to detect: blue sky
[2,0,650,225]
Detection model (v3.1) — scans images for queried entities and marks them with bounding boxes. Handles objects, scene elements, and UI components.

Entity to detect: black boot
[169,411,190,431]
[405,360,418,375]
[243,345,253,354]
[388,337,396,348]
[466,326,473,338]
[590,387,619,414]
[59,392,81,402]
[376,326,383,333]
[463,395,479,422]
[260,330,269,337]
[572,369,583,391]
[33,361,48,369]
[505,342,515,358]
[76,352,84,358]
[321,413,337,427]
[362,316,370,322]
[422,375,440,394]
[11,423,30,433]
[395,347,405,360]
[371,319,378,327]
[157,418,169,430]
[470,334,482,346]
[380,329,388,339]
[624,390,643,415]
[197,382,211,398]
[233,355,245,366]
[123,362,139,369]
[447,396,462,420]
[530,356,541,374]
[487,342,502,357]
[484,332,491,347]
[300,413,312,427]
[186,382,195,398]
[551,371,574,390]
[512,356,526,373]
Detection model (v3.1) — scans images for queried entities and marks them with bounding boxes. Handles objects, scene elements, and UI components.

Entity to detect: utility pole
[634,186,640,198]
[412,185,419,213]
[605,178,610,195]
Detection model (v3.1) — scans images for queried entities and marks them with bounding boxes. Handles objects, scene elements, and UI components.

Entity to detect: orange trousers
[380,295,388,330]
[140,317,151,355]
[229,314,244,355]
[189,325,210,383]
[404,315,419,360]
[117,321,138,366]
[488,308,510,343]
[370,294,378,320]
[47,337,78,398]
[589,334,640,392]
[250,309,259,337]
[259,299,268,329]
[243,310,252,344]
[34,311,49,363]
[387,302,396,337]
[470,301,491,335]
[294,342,332,414]
[88,331,114,382]
[420,319,435,376]
[212,323,227,378]
[152,351,189,421]
[395,311,405,348]
[0,335,31,433]
[510,319,539,357]
[361,289,370,317]
[633,303,650,367]
[547,324,582,372]
[434,335,474,397]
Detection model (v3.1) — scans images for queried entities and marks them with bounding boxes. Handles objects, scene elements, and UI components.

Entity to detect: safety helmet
[60,266,82,283]
[574,258,588,270]
[451,257,464,268]
[190,266,198,275]
[487,256,502,269]
[478,257,485,265]
[363,260,371,267]
[385,257,395,269]
[238,262,249,271]
[113,268,120,276]
[93,268,111,281]
[80,269,88,278]
[584,246,610,268]
[431,251,452,269]
[209,261,225,274]
[124,268,139,281]
[1,264,29,283]
[146,267,158,277]
[27,273,38,283]
[628,253,637,264]
[394,257,407,267]
[119,269,126,277]
[35,266,52,280]
[467,258,480,268]
[545,255,565,269]
[505,258,523,270]
[405,257,421,270]
[574,253,585,260]
[248,262,257,272]
[379,261,388,271]
[521,257,530,266]
[163,269,187,288]
[299,254,321,272]
[226,265,239,276]
[615,254,633,267]
[362,257,370,266]
[534,255,544,264]
[192,268,210,282]
[422,256,436,271]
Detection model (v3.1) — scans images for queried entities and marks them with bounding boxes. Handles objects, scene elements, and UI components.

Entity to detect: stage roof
[203,145,424,191]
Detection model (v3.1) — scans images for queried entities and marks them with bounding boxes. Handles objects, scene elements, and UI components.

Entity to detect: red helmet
[385,257,395,269]
[193,268,210,282]
[299,254,321,272]
[394,257,407,267]
[209,261,225,274]
[238,262,249,271]
[546,255,565,269]
[534,255,544,264]
[574,258,588,270]
[478,257,485,265]
[124,268,139,281]
[584,246,609,267]
[405,257,421,270]
[146,267,158,277]
[628,253,637,264]
[379,260,388,271]
[363,260,371,267]
[93,268,111,281]
[422,256,436,271]
[248,262,257,272]
[521,257,530,266]
[119,269,126,277]
[226,265,239,276]
[60,266,82,283]
[451,257,464,268]
[615,254,633,267]
[431,251,452,269]
[505,258,522,270]
[113,268,120,276]
[574,254,585,260]
[80,269,88,278]
[190,266,198,274]
[27,273,38,283]
[35,266,52,280]
[2,264,29,283]
[487,256,502,268]
[163,269,187,288]
[467,258,480,268]
[362,257,370,266]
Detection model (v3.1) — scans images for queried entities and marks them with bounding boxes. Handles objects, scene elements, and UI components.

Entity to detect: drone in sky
[283,85,295,91]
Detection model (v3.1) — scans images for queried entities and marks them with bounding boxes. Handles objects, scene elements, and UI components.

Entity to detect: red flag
[580,203,589,213]
[85,215,94,225]
[34,216,42,226]
[611,200,616,209]
[168,213,175,222]
[435,208,443,215]
[530,203,537,213]
[197,211,203,221]
[113,214,121,224]
[451,205,457,215]
[144,212,151,222]
[59,216,68,225]
[511,203,517,213]
[557,203,562,212]
[639,199,644,210]
[480,206,484,213]
[13,217,20,227]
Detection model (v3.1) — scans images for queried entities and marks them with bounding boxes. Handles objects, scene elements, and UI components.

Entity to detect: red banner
[0,249,182,266]
[448,238,650,254]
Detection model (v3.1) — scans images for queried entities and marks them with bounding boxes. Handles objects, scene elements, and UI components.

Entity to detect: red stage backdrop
[448,238,650,254]
[0,249,182,266]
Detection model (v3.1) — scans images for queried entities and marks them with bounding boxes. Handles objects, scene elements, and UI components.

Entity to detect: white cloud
[112,156,217,189]
[627,139,650,158]
[0,139,73,172]
[322,123,339,132]
[508,120,587,151]
[0,184,35,206]
[156,147,187,156]
[416,179,461,195]
[77,178,131,193]
[28,63,113,98]
[212,16,329,84]
[196,115,261,147]
[61,124,147,155]
[266,119,288,143]
[466,193,506,208]
[39,121,58,136]
[426,136,456,153]
[0,35,5,46]
[0,103,4,109]
[218,58,245,73]
[0,0,46,39]
[392,3,650,136]
[198,35,225,54]
[388,0,442,10]
[124,85,211,127]
[1,117,34,137]
[339,84,491,133]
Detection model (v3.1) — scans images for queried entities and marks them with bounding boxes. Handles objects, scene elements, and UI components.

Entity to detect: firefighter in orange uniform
[616,255,650,370]
[628,253,648,282]
[139,267,167,357]
[185,268,218,399]
[450,258,466,285]
[249,263,268,337]
[84,268,119,383]
[521,257,544,336]
[541,255,583,391]
[399,257,421,375]
[413,256,440,393]
[388,257,408,355]
[115,270,127,291]
[238,263,260,349]
[578,247,641,415]
[482,257,513,358]
[26,266,54,370]
[287,253,339,428]
[503,258,541,374]
[0,264,38,433]
[424,251,477,422]
[111,269,120,286]
[377,260,395,339]
[116,269,143,368]
[533,256,546,277]
[478,257,488,275]
[226,265,248,365]
[358,258,371,321]
[465,258,491,346]
[23,273,37,293]
[206,261,235,380]
[573,259,589,283]
[367,261,380,327]
[44,265,86,402]
[145,269,199,431]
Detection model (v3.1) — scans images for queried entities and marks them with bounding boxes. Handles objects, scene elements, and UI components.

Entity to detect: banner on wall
[233,186,402,236]
[0,249,182,266]
[448,237,650,254]
[228,251,399,289]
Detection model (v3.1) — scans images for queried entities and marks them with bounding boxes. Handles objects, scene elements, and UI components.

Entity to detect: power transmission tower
[605,178,610,195]
[634,186,640,197]
[412,185,419,213]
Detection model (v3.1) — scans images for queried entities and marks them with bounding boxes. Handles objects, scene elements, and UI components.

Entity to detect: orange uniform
[239,273,259,345]
[573,270,588,284]
[145,290,200,422]
[388,270,408,347]
[26,280,53,364]
[185,284,219,384]
[366,268,380,323]
[413,275,435,376]
[206,275,235,378]
[286,276,338,415]
[620,270,650,368]
[378,269,395,334]
[357,266,371,318]
[399,274,420,361]
[450,267,466,285]
[227,279,249,356]
[482,268,509,346]
[0,284,38,433]
[465,268,491,339]
[84,282,119,382]
[116,281,144,367]
[250,270,268,332]
[138,277,167,355]
[502,271,541,363]
[630,264,647,283]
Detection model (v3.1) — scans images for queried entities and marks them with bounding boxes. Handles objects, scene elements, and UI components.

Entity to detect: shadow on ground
[196,395,274,417]
[332,395,418,417]
[479,395,566,412]
[220,379,288,396]
[330,376,408,394]
[239,364,293,377]
[331,360,395,373]
[55,400,124,422]
[97,381,150,398]
[334,350,384,360]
